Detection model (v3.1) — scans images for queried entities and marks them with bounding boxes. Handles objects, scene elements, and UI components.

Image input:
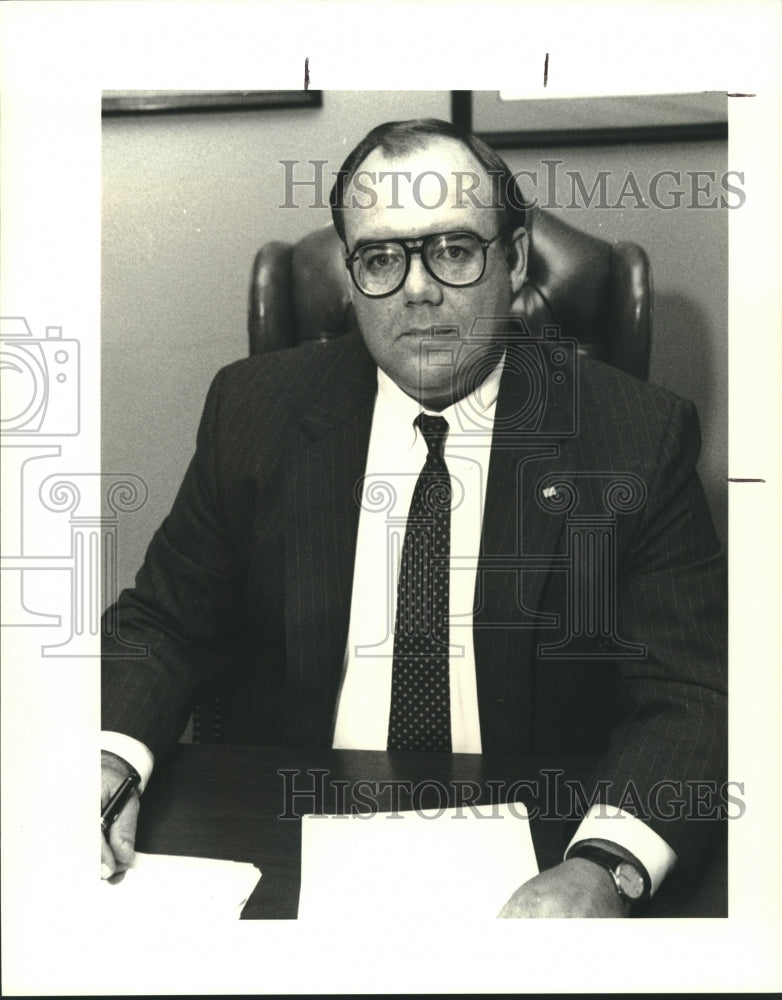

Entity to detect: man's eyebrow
[349,235,406,252]
[349,229,483,252]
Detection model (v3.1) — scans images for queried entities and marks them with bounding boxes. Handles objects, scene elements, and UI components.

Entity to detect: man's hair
[329,118,531,247]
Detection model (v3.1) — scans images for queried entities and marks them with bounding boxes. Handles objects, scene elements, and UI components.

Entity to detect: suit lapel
[284,335,376,745]
[475,339,576,753]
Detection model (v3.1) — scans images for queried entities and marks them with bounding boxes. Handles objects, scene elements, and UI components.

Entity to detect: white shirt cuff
[564,804,677,896]
[102,731,155,792]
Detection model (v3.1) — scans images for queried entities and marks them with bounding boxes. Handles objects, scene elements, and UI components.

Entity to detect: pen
[101,772,140,836]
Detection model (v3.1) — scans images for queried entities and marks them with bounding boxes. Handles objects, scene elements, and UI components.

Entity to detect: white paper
[298,802,538,922]
[100,852,261,920]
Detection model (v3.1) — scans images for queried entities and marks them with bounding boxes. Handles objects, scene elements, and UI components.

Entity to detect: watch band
[567,844,652,905]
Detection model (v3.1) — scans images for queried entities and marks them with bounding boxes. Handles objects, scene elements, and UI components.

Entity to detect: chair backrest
[248,208,651,381]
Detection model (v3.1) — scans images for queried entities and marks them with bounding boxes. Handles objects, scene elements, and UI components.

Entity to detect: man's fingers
[101,785,139,878]
[497,884,538,918]
[108,791,140,867]
[101,830,117,879]
[100,755,142,878]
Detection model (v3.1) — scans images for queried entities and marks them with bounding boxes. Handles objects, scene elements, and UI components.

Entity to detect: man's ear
[508,227,529,295]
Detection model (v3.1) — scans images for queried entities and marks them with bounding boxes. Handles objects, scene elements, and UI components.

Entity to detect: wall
[503,140,729,545]
[103,93,728,597]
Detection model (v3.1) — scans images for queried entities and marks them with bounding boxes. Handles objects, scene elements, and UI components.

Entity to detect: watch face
[616,862,645,900]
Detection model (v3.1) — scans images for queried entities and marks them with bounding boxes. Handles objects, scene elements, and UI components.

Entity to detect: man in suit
[101,119,727,917]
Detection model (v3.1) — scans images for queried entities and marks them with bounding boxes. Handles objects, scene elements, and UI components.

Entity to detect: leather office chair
[248,209,652,381]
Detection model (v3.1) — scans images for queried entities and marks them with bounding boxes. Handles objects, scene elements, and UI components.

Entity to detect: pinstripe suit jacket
[102,331,727,871]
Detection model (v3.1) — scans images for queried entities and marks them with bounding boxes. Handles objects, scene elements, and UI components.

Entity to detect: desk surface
[135,744,727,919]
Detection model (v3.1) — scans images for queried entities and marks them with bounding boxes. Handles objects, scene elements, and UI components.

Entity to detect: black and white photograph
[1,2,780,995]
[100,88,732,919]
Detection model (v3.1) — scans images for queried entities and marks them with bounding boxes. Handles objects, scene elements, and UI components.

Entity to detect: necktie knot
[415,413,449,459]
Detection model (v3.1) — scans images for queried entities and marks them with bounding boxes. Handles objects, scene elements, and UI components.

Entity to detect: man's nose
[402,254,444,305]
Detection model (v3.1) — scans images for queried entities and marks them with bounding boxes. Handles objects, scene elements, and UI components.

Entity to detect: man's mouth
[400,326,458,338]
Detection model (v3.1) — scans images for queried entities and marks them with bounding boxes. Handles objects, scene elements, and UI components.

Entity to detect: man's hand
[101,751,140,880]
[498,858,630,918]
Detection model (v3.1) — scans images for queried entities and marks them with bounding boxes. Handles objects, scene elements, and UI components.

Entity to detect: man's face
[342,137,528,410]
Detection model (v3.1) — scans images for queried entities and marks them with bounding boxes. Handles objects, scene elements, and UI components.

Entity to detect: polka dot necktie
[387,413,452,752]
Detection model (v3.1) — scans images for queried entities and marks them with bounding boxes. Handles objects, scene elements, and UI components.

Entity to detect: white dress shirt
[332,361,503,752]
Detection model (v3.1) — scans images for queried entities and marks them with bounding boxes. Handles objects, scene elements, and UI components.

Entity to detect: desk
[135,744,727,919]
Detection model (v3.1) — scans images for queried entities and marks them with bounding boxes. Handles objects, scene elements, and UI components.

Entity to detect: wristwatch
[568,844,651,906]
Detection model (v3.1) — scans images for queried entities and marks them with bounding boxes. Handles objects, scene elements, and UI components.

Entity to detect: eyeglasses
[345,228,511,298]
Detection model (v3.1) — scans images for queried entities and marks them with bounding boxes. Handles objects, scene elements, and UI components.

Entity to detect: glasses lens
[425,233,484,285]
[350,232,489,296]
[353,242,406,295]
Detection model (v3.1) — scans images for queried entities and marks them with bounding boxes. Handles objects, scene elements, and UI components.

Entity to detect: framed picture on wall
[102,90,322,115]
[451,90,727,146]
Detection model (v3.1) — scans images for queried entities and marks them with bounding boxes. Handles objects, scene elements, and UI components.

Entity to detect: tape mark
[543,52,549,88]
[304,57,310,91]
[727,478,765,482]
